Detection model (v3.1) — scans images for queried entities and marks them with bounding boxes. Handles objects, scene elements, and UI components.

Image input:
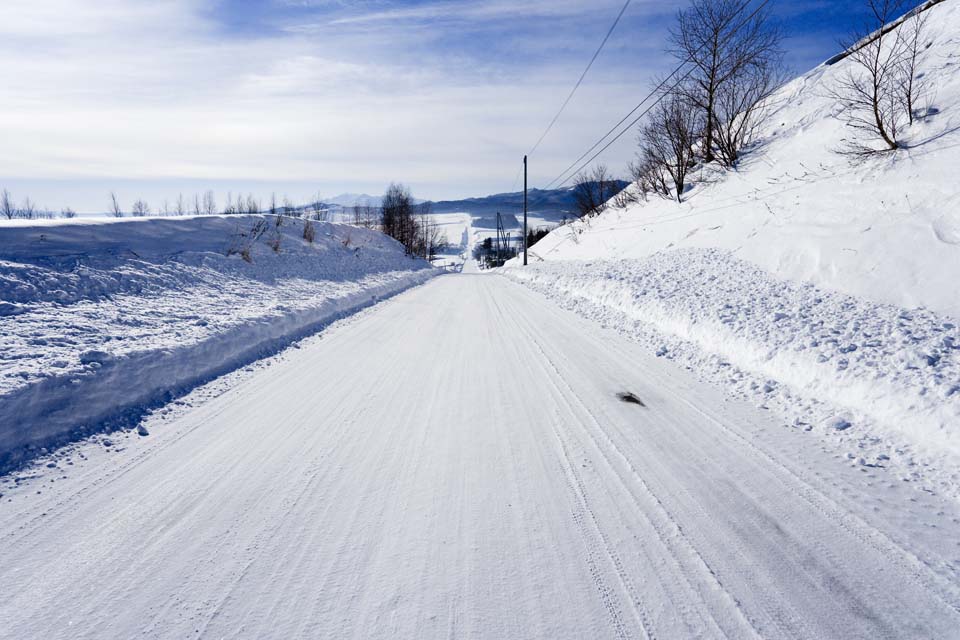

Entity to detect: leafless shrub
[245,194,260,215]
[640,95,702,202]
[303,218,316,243]
[266,215,284,252]
[60,207,77,219]
[131,199,150,217]
[896,7,931,126]
[203,190,217,216]
[831,0,910,155]
[1,189,14,220]
[310,194,327,221]
[353,202,378,229]
[713,63,785,166]
[223,192,237,215]
[109,192,123,218]
[572,164,618,218]
[227,219,269,262]
[20,198,37,219]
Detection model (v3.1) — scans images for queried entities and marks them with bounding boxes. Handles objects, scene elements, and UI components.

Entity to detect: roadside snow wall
[0,215,436,469]
[505,249,960,463]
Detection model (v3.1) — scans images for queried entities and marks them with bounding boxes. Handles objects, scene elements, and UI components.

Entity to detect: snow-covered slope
[506,0,960,494]
[526,0,960,319]
[0,215,435,469]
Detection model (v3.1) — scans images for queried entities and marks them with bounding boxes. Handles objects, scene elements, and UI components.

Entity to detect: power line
[542,0,772,191]
[526,0,633,159]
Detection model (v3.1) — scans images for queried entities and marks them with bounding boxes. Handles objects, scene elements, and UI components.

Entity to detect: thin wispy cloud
[0,0,870,211]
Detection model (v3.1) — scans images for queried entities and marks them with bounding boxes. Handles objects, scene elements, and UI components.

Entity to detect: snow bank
[524,0,960,319]
[0,215,435,468]
[505,249,960,463]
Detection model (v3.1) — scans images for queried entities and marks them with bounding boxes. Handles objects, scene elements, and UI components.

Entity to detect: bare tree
[572,164,618,218]
[223,192,236,215]
[131,199,150,217]
[310,194,327,221]
[160,200,171,217]
[629,154,672,201]
[353,202,378,229]
[245,194,260,215]
[109,192,123,218]
[1,189,14,220]
[175,193,187,216]
[193,193,202,216]
[640,95,702,202]
[269,192,278,216]
[896,7,930,126]
[668,0,783,164]
[20,197,37,219]
[380,183,419,254]
[203,190,217,216]
[831,0,908,155]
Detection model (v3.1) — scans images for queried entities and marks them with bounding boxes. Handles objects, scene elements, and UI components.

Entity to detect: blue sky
[0,0,893,212]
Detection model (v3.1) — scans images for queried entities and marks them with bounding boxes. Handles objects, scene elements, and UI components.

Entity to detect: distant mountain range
[429,183,629,215]
[319,183,629,216]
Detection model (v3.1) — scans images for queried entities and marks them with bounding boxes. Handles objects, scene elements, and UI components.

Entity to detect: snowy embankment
[525,0,960,317]
[506,1,960,490]
[0,215,435,469]
[505,251,959,467]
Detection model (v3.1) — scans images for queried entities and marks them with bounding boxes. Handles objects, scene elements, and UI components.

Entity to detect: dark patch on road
[617,392,646,407]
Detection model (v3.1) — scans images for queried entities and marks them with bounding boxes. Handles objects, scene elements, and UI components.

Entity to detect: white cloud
[0,0,668,210]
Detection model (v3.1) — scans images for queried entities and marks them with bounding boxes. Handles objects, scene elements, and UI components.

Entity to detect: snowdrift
[0,215,435,469]
[507,0,960,472]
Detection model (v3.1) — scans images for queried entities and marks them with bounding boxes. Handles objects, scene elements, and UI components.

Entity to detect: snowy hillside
[526,0,960,318]
[0,215,435,470]
[506,0,960,495]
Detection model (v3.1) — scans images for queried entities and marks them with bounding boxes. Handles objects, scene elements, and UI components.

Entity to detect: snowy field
[0,215,435,470]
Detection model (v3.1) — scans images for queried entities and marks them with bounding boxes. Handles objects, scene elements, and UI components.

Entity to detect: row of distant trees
[1,189,73,220]
[0,188,338,221]
[3,181,446,261]
[571,0,931,215]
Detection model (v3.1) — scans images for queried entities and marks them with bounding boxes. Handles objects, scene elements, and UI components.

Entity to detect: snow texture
[0,215,435,468]
[524,0,960,319]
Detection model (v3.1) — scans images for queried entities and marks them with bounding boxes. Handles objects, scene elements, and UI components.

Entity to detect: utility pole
[523,155,528,266]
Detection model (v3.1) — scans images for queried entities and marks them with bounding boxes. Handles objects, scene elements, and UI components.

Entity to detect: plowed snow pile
[0,215,435,468]
[507,1,960,492]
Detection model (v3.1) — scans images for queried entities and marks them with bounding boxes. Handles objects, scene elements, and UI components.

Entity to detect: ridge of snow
[504,248,960,495]
[0,215,436,470]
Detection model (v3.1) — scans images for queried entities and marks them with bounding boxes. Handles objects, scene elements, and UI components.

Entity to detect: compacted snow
[2,273,960,639]
[0,215,435,469]
[505,249,960,496]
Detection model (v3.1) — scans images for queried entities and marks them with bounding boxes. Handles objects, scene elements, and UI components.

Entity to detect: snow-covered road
[2,272,960,639]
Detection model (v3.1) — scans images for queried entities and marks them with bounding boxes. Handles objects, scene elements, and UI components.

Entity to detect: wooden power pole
[523,155,528,266]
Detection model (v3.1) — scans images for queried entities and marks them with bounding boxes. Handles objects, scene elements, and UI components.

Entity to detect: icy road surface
[2,272,960,639]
